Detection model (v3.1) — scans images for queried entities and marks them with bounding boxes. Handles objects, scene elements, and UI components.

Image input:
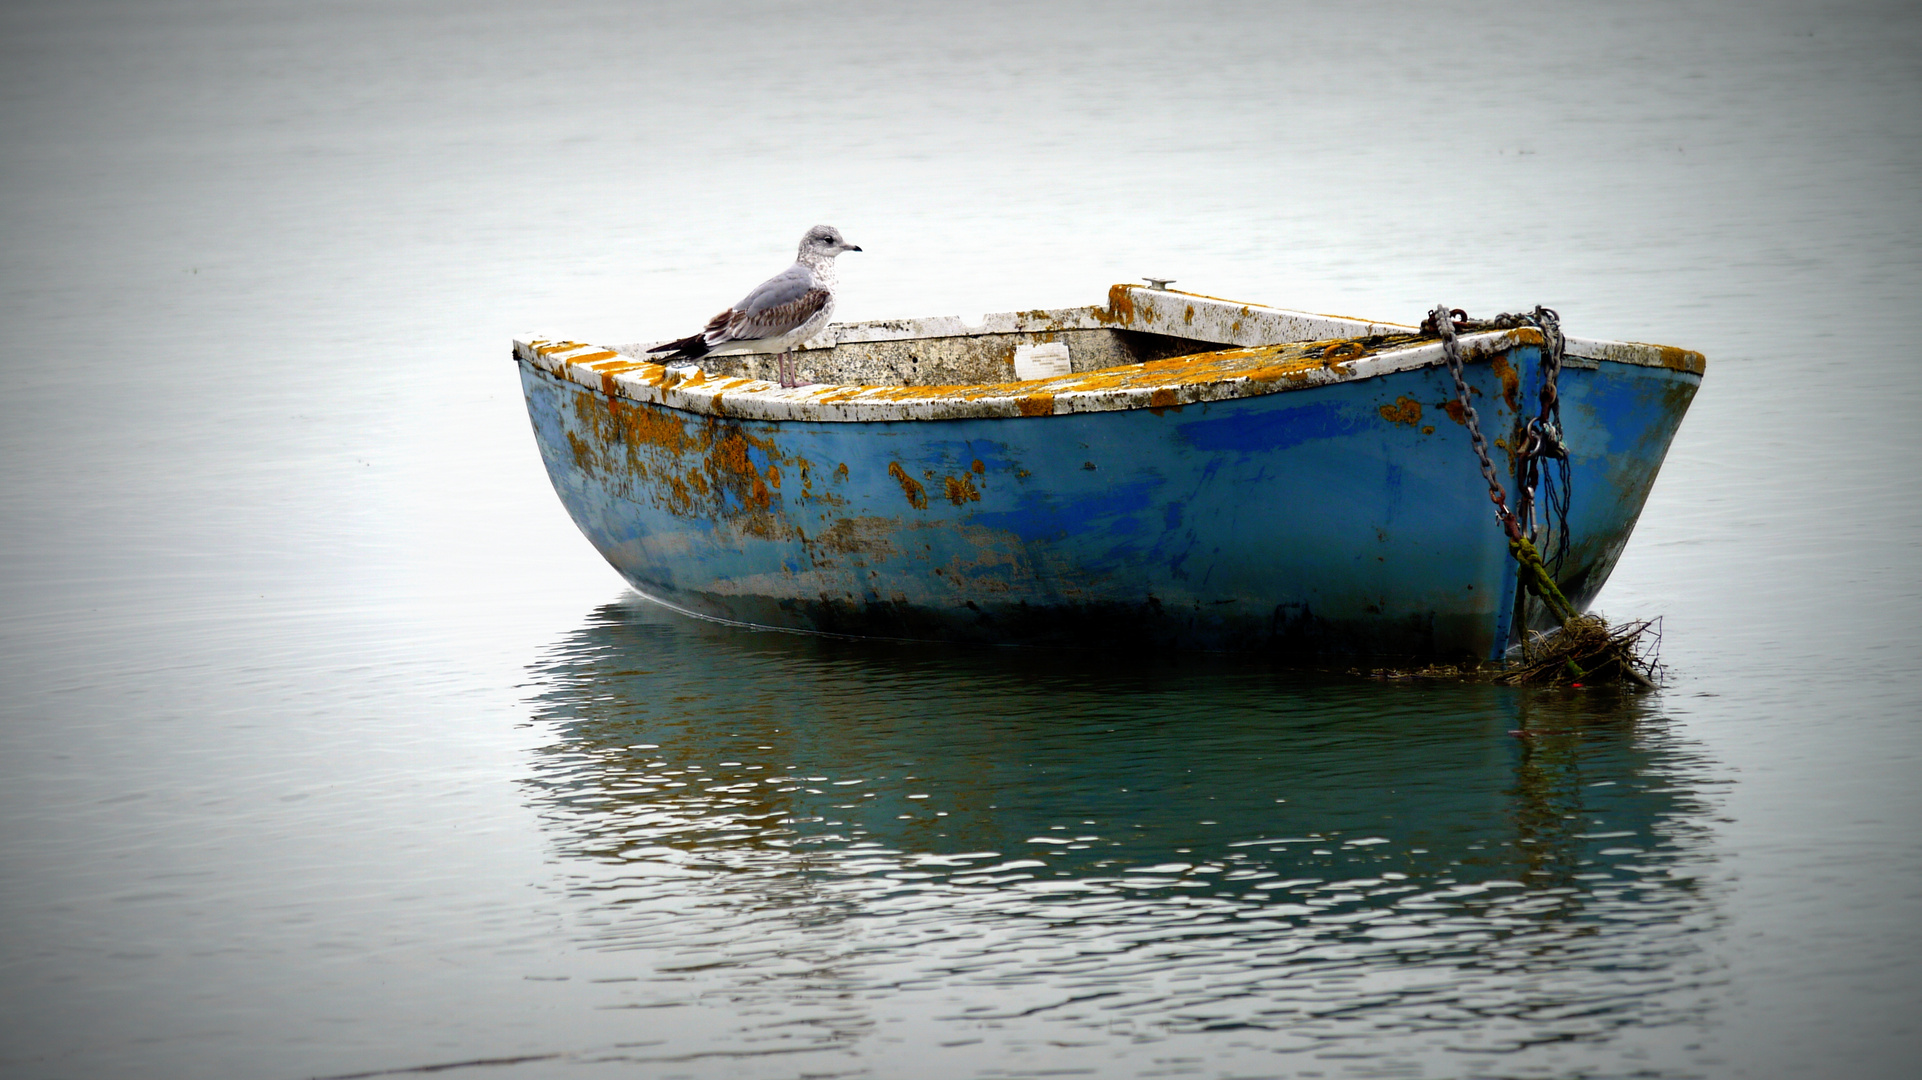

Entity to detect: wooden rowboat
[515,284,1703,658]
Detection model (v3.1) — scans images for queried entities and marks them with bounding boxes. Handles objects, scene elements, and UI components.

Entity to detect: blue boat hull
[519,344,1698,657]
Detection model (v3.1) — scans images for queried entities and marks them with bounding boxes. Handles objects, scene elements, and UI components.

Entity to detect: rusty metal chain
[1509,306,1566,549]
[1429,303,1578,628]
[1429,305,1523,544]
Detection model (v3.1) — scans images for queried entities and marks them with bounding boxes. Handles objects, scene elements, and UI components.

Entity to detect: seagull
[649,225,862,388]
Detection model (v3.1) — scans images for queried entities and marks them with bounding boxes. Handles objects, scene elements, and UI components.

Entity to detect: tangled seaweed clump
[1357,615,1665,688]
[1500,614,1664,688]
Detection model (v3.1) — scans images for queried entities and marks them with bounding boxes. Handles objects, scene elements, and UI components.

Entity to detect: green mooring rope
[1509,535,1576,627]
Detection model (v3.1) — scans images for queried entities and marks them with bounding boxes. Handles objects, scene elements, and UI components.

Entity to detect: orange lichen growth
[559,378,797,534]
[970,459,985,474]
[888,462,927,509]
[1379,396,1423,426]
[1322,341,1365,367]
[1657,346,1708,373]
[1490,353,1520,411]
[1016,394,1055,417]
[713,430,751,477]
[943,474,980,505]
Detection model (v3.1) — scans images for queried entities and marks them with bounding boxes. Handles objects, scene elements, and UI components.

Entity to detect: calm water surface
[1,2,1917,1078]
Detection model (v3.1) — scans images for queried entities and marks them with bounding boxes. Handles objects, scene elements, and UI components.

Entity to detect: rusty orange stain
[887,462,927,509]
[970,459,985,474]
[1378,395,1422,426]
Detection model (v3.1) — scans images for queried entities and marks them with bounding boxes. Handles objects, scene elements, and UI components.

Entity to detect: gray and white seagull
[649,225,862,388]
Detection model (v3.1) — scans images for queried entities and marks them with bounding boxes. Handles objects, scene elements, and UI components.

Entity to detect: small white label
[1013,342,1071,380]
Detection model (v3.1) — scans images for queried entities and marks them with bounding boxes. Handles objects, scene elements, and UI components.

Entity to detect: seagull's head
[800,225,862,259]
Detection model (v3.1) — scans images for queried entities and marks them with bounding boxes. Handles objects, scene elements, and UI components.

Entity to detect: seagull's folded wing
[721,288,830,344]
[705,263,829,346]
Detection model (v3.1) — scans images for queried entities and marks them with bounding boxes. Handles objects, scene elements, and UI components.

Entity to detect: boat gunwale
[515,286,1705,424]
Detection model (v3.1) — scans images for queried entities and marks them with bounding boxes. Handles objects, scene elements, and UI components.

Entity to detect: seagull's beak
[846,244,863,252]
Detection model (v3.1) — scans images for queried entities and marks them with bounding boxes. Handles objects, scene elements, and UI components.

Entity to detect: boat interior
[680,324,1229,387]
[616,316,1236,391]
[611,289,1419,390]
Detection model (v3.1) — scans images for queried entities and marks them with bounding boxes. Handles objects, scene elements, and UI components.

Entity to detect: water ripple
[519,600,1729,1075]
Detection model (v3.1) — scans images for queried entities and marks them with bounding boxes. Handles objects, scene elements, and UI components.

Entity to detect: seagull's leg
[778,350,813,389]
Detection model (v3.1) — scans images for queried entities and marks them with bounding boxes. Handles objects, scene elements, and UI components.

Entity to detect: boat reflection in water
[522,598,1726,1074]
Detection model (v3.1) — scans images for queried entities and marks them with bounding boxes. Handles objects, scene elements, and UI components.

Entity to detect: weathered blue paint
[518,342,1699,657]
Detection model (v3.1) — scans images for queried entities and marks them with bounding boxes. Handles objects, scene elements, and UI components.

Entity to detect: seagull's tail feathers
[647,333,711,362]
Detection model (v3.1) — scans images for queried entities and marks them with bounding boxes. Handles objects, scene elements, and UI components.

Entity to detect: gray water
[2,1,1918,1077]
